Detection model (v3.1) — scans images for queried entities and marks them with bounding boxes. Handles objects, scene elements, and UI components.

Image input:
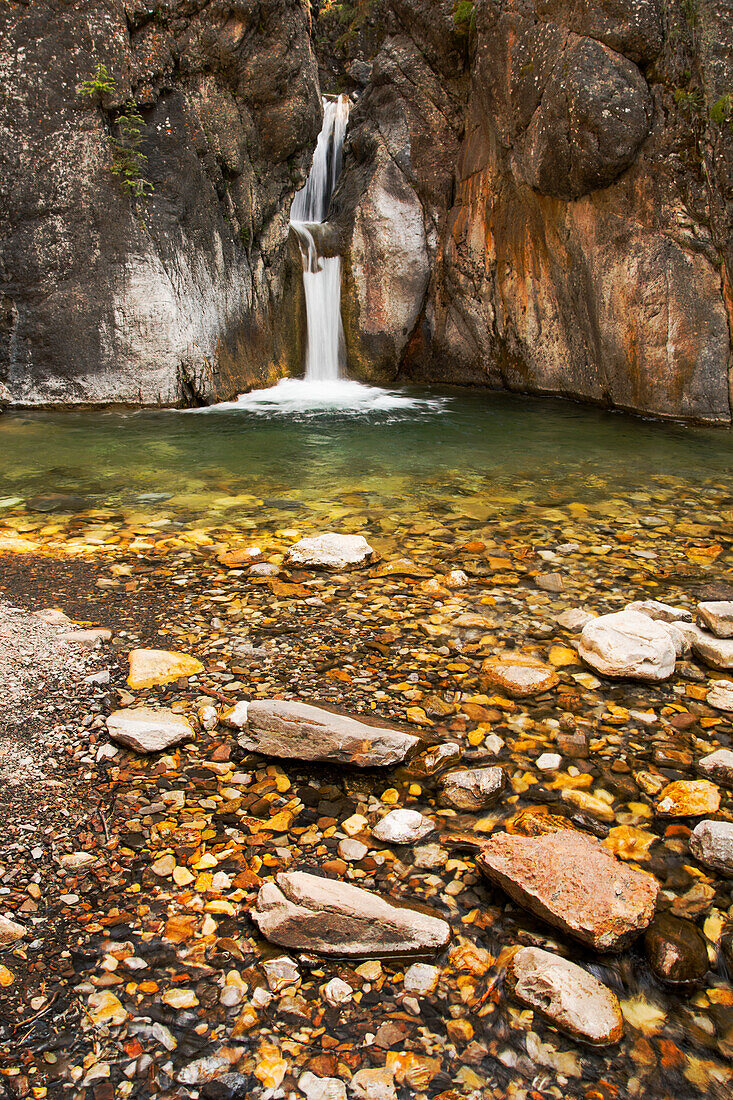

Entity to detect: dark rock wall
[332,0,733,422]
[0,0,320,406]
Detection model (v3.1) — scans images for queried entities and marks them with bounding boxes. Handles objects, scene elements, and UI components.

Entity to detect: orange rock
[480,653,559,697]
[655,780,720,817]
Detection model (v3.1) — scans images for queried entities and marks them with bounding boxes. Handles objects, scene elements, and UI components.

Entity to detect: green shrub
[709,93,733,126]
[78,62,117,102]
[453,0,476,36]
[80,66,153,200]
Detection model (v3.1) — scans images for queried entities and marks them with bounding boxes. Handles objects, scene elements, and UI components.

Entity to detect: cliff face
[0,0,320,406]
[331,0,733,422]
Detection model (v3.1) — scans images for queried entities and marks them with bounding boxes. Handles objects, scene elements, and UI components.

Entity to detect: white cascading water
[195,94,445,416]
[290,94,350,382]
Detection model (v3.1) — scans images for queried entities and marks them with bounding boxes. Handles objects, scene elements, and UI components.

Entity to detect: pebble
[689,820,733,876]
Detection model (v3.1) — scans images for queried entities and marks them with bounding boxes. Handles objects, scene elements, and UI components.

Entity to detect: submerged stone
[127,648,203,689]
[655,779,720,817]
[689,820,733,876]
[477,830,658,950]
[578,610,676,681]
[626,599,692,623]
[107,707,195,753]
[440,767,505,811]
[697,749,733,788]
[239,699,419,766]
[480,653,559,697]
[508,946,623,1044]
[372,809,434,844]
[251,871,451,956]
[644,913,709,983]
[285,533,374,571]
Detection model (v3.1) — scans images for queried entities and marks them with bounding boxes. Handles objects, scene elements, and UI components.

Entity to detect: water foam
[195,378,446,418]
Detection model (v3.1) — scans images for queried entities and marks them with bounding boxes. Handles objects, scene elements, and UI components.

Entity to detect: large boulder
[477,829,658,950]
[285,533,374,571]
[508,946,623,1044]
[578,610,676,681]
[251,872,451,956]
[106,707,194,753]
[239,700,419,767]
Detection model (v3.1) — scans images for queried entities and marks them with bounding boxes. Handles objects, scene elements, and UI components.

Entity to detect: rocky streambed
[0,489,733,1100]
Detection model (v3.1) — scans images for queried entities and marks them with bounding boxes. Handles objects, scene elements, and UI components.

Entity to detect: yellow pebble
[380,788,400,804]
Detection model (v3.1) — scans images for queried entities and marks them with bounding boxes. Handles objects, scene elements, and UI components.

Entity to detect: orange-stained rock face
[477,829,659,950]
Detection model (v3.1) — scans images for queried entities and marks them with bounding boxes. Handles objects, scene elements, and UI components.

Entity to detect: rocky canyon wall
[329,0,733,422]
[0,0,320,406]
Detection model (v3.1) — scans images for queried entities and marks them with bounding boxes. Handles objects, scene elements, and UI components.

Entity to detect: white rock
[440,767,505,811]
[220,701,249,729]
[707,679,733,711]
[252,872,451,956]
[106,707,195,753]
[240,699,419,767]
[60,627,112,647]
[300,1071,348,1100]
[509,946,623,1045]
[372,809,434,845]
[687,625,733,670]
[58,852,96,871]
[697,749,733,788]
[697,601,733,638]
[262,955,300,992]
[403,962,439,995]
[197,704,218,731]
[323,977,353,1006]
[658,621,691,657]
[626,600,692,623]
[0,914,26,946]
[249,562,280,577]
[286,533,374,571]
[689,820,733,876]
[338,839,368,861]
[536,753,562,771]
[444,569,469,588]
[350,1067,396,1100]
[34,608,71,625]
[578,610,676,681]
[556,608,594,632]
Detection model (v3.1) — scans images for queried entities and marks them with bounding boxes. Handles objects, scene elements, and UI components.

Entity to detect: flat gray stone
[440,767,505,811]
[106,707,194,753]
[688,625,733,670]
[285,533,374,571]
[697,749,733,788]
[697,601,733,638]
[372,809,434,845]
[707,679,733,711]
[509,946,623,1045]
[239,700,419,767]
[626,600,692,623]
[689,820,733,876]
[578,610,676,681]
[251,872,451,956]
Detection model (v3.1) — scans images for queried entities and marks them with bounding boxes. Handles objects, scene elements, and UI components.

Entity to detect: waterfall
[290,95,350,382]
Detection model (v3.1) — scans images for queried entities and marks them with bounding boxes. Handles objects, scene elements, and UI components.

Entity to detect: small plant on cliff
[109,105,154,199]
[709,93,733,126]
[674,86,704,114]
[80,66,153,200]
[453,0,476,37]
[78,63,117,102]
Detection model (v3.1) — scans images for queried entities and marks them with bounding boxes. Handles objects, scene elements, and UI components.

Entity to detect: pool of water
[1,387,731,530]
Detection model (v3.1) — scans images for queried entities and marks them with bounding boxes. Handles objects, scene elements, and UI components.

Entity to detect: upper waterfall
[290,95,350,382]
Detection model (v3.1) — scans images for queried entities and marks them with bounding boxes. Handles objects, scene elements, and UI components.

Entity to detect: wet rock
[658,621,691,657]
[220,701,249,730]
[299,1072,347,1100]
[689,820,733,876]
[262,955,299,991]
[536,753,562,771]
[239,700,419,767]
[408,742,461,776]
[578,610,676,681]
[201,1075,251,1100]
[687,625,733,670]
[655,780,720,817]
[177,1049,244,1086]
[697,749,733,788]
[480,653,559,697]
[0,915,26,947]
[106,707,195,753]
[285,533,374,571]
[59,627,112,647]
[127,648,203,689]
[350,1067,396,1100]
[556,608,593,632]
[477,830,658,950]
[644,913,709,983]
[403,962,440,995]
[249,562,280,577]
[440,767,505,811]
[536,571,563,593]
[706,679,733,711]
[372,809,434,844]
[508,946,623,1045]
[251,872,451,956]
[697,601,733,638]
[626,600,692,623]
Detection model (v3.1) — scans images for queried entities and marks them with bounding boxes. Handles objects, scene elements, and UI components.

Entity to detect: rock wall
[0,0,320,407]
[332,0,733,422]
